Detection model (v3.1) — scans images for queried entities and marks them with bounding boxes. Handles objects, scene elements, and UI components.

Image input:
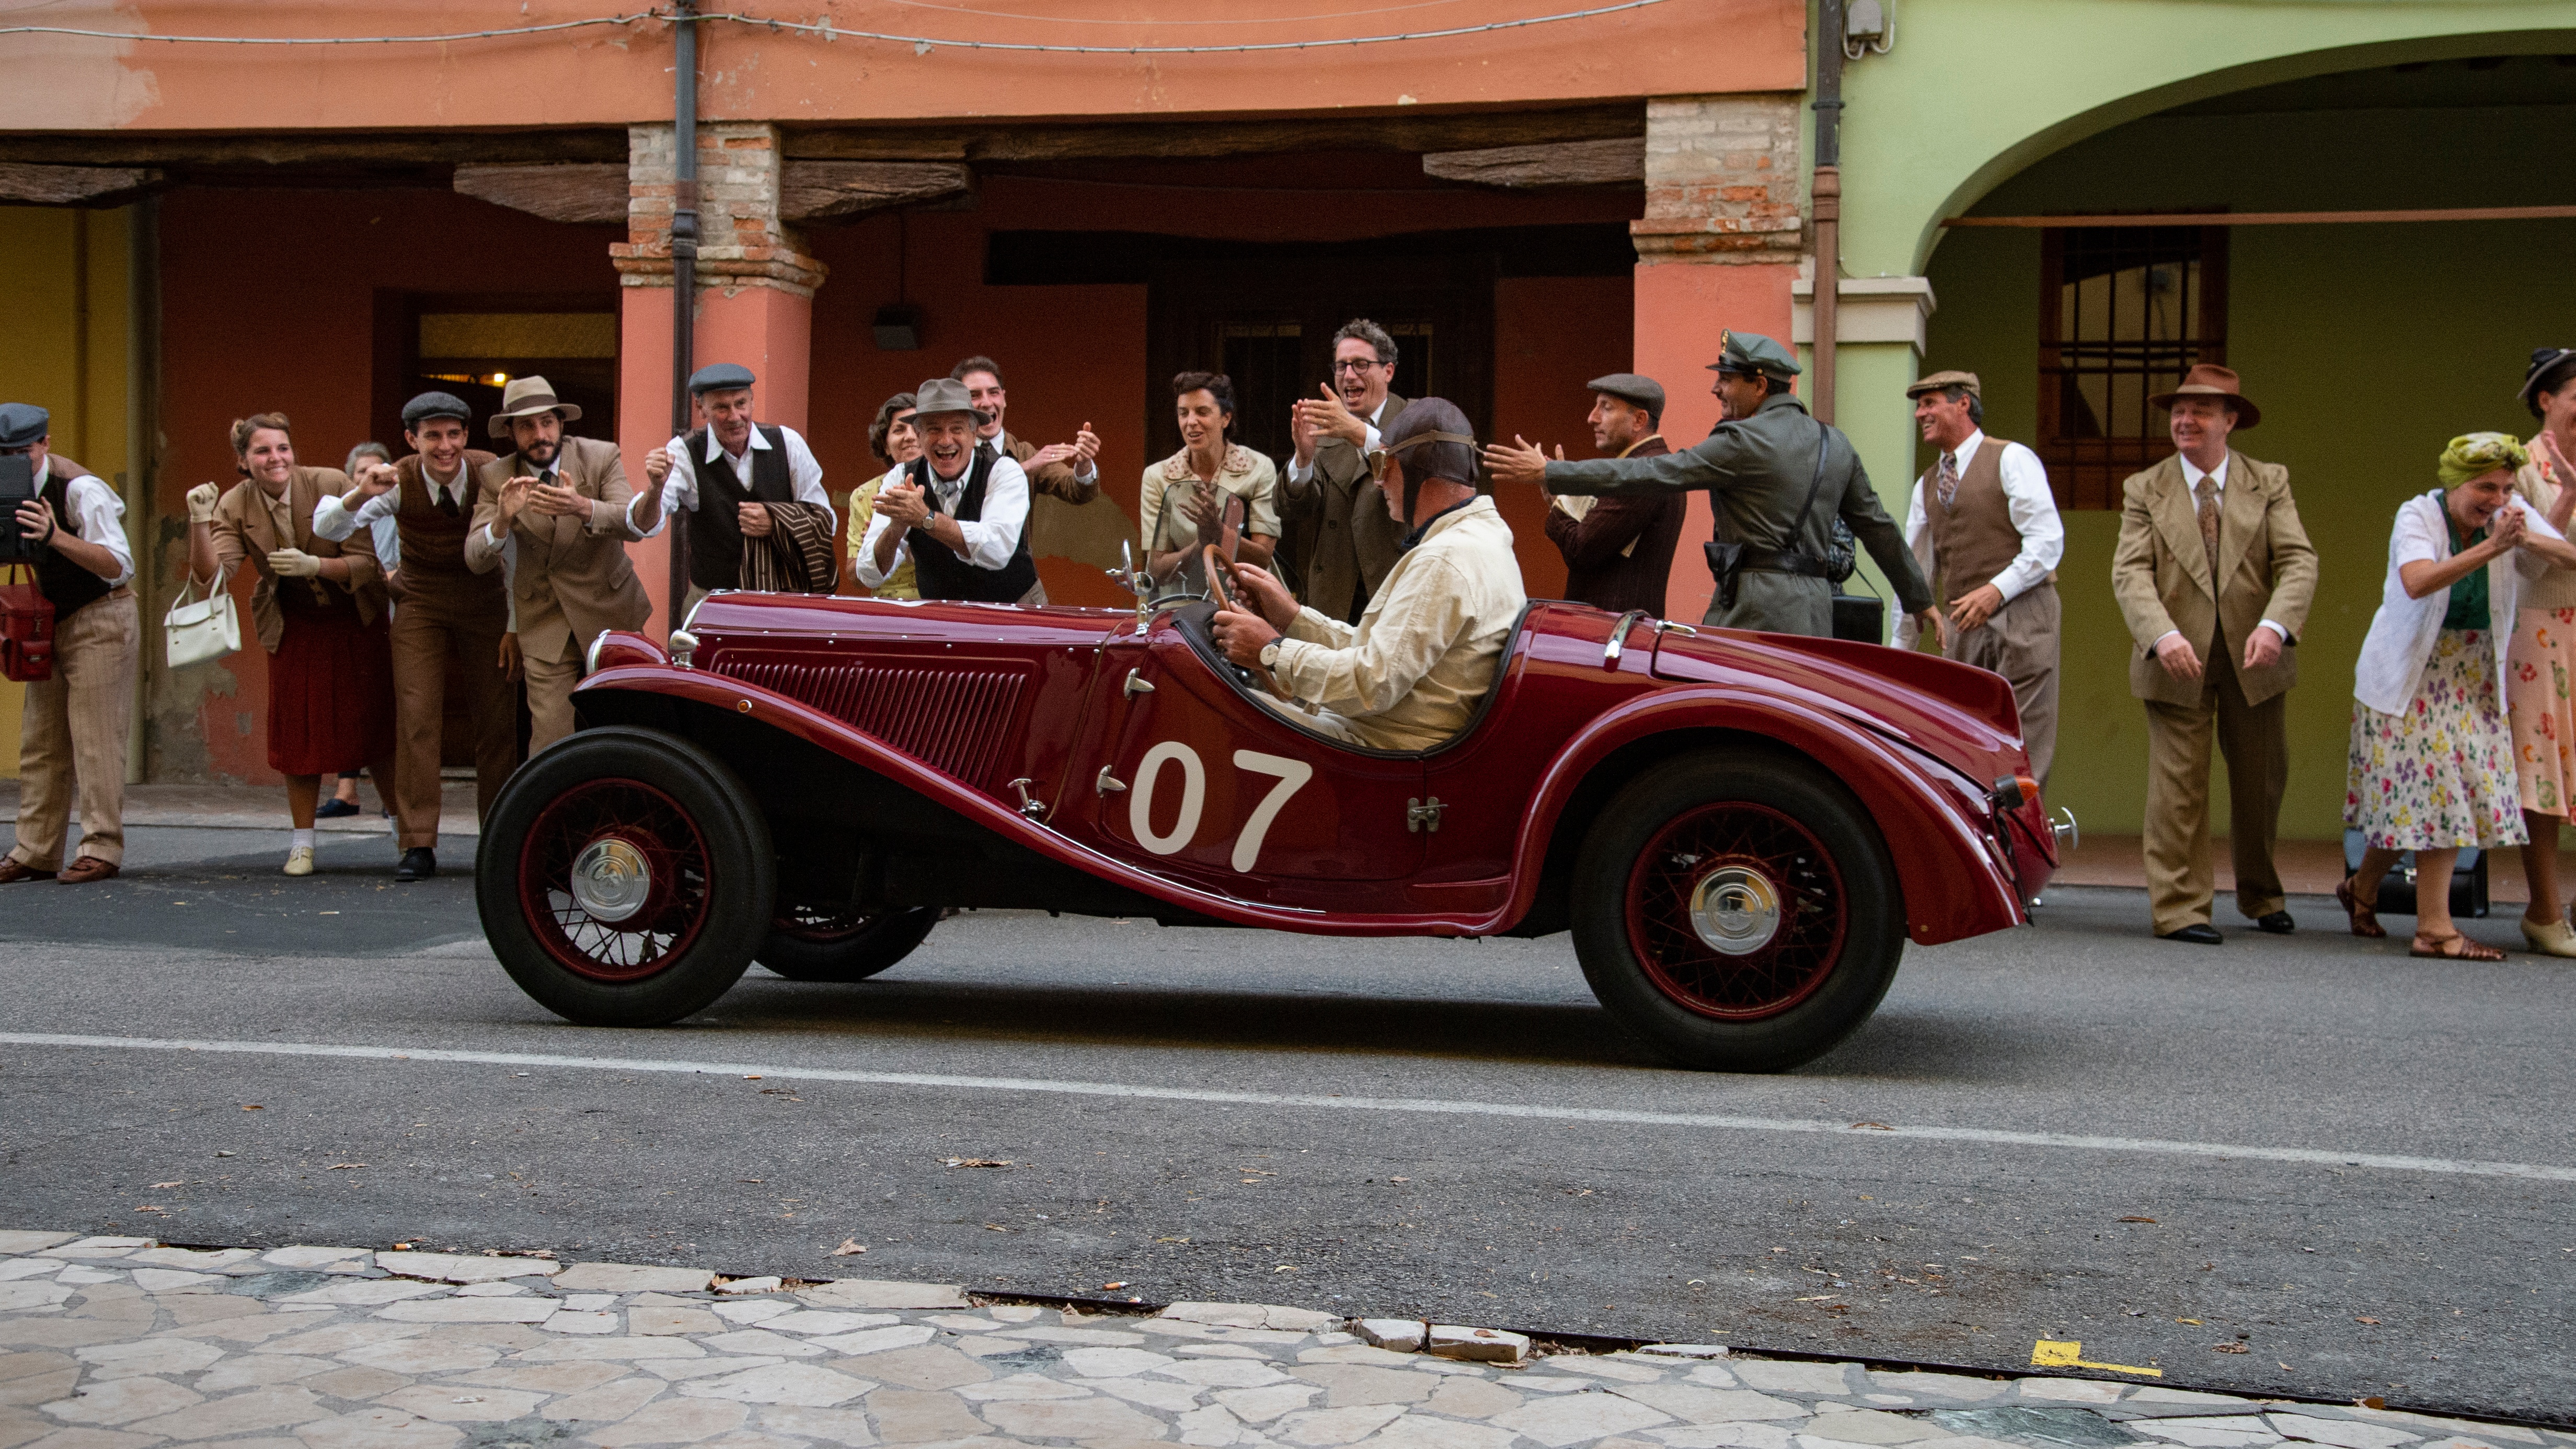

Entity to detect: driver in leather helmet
[1211,398,1525,752]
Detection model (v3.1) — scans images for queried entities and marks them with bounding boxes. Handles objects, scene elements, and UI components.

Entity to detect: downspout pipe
[666,0,698,632]
[1811,0,1843,424]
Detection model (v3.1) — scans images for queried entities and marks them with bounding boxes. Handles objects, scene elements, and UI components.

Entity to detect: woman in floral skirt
[2343,433,2576,958]
[2505,348,2576,953]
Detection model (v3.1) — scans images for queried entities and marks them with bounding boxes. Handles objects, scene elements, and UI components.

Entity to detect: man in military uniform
[1486,331,1933,637]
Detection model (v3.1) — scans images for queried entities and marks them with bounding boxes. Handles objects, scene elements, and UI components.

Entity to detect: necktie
[1936,453,1961,511]
[2193,474,2220,574]
[434,481,459,519]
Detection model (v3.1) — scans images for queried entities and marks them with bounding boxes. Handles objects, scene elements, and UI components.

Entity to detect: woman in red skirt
[185,413,399,876]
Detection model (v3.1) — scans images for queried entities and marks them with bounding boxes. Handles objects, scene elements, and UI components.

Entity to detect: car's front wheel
[759,905,940,982]
[478,727,774,1027]
[1571,749,1903,1072]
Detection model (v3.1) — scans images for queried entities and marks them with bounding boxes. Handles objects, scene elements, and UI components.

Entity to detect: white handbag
[164,571,240,669]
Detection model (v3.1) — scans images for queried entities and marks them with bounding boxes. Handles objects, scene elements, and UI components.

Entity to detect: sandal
[2336,875,2386,939]
[2410,932,2505,961]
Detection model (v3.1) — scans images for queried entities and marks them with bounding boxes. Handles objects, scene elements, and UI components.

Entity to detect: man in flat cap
[1900,370,2065,785]
[1543,372,1685,616]
[0,403,136,886]
[856,377,1044,604]
[2111,363,2316,944]
[314,392,509,880]
[468,375,651,753]
[639,363,838,611]
[1487,330,1931,637]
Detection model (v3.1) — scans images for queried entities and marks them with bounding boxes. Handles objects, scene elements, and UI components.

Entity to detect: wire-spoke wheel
[758,903,939,983]
[479,727,773,1026]
[1573,750,1901,1072]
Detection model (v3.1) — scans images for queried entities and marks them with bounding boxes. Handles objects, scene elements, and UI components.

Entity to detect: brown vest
[1922,435,2026,602]
[396,452,503,606]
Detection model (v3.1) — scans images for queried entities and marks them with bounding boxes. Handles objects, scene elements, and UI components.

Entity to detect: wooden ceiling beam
[0,131,627,168]
[782,103,1641,164]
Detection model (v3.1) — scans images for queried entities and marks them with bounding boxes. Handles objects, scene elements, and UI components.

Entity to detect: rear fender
[1512,687,2022,946]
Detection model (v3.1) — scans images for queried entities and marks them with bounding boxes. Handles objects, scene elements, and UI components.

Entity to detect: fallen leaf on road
[1390,1177,1410,1183]
[2354,1316,2380,1325]
[2213,1343,2249,1354]
[1103,1281,1128,1290]
[945,1158,1012,1168]
[1155,1236,1189,1244]
[831,1240,866,1256]
[2176,1318,2202,1325]
[2119,1216,2158,1223]
[134,1206,165,1213]
[241,1105,263,1111]
[152,1181,185,1189]
[2357,1396,2387,1410]
[1795,1294,1835,1302]
[1850,1122,1892,1131]
[983,1224,1010,1232]
[1274,1264,1296,1272]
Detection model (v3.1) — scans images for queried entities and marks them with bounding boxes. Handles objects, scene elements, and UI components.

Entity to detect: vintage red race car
[477,574,2066,1072]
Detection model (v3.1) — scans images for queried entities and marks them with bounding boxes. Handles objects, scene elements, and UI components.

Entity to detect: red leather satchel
[0,563,54,683]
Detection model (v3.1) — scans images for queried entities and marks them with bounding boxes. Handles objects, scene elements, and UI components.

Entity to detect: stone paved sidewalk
[2,1231,2561,1449]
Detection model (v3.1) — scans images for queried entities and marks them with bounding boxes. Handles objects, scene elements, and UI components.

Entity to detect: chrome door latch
[1095,766,1128,795]
[1123,668,1156,698]
[1407,797,1445,833]
[1007,778,1049,820]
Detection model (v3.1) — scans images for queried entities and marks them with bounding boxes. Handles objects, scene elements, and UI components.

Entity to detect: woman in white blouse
[2342,433,2576,958]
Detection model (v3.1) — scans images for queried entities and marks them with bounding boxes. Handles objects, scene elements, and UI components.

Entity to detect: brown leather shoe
[0,858,57,884]
[58,856,119,885]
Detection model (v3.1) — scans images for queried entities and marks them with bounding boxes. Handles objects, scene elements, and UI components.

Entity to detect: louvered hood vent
[714,658,1030,788]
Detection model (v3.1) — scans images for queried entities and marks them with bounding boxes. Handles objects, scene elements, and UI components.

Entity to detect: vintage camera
[0,453,42,566]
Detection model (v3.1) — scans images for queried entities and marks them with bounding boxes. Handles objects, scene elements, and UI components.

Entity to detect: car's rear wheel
[759,904,939,982]
[1571,750,1902,1072]
[478,727,774,1027]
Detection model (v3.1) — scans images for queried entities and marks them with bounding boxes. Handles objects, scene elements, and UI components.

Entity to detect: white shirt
[1902,431,2064,604]
[637,424,835,535]
[2353,490,2557,715]
[2151,452,2287,651]
[312,462,474,549]
[1286,397,1391,486]
[43,469,134,588]
[853,453,1032,589]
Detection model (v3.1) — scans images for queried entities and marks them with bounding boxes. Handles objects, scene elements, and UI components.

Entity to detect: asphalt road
[2,826,2569,1423]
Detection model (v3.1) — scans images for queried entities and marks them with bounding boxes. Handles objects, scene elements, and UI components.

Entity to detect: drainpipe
[1810,0,1844,424]
[666,0,698,630]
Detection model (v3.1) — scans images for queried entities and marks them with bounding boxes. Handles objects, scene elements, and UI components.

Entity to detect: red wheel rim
[517,777,712,983]
[1623,801,1847,1021]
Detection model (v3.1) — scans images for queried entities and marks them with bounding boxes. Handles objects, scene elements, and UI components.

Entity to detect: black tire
[1570,749,1903,1072]
[759,906,940,982]
[477,726,775,1027]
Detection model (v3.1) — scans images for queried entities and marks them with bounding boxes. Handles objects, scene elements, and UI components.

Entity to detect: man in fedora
[1542,372,1685,617]
[467,375,652,752]
[313,392,508,880]
[1486,330,1932,637]
[638,363,838,611]
[2112,363,2317,944]
[855,377,1043,604]
[1900,369,2065,785]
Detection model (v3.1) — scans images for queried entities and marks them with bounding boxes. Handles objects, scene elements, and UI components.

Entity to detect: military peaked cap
[1707,330,1801,381]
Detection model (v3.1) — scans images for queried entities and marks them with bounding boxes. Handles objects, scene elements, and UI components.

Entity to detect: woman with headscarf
[184,414,400,877]
[2342,433,2576,957]
[2504,348,2576,953]
[847,392,921,599]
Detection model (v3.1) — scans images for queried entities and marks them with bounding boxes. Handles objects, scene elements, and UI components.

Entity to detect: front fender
[1506,687,2025,946]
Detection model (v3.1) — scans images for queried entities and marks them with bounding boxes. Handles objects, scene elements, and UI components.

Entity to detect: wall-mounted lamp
[1844,0,1892,58]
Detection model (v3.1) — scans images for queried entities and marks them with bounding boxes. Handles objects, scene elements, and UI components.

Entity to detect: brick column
[611,122,828,635]
[1630,95,1804,624]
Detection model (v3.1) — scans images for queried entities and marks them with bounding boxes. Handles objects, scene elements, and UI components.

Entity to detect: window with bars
[2037,225,2228,508]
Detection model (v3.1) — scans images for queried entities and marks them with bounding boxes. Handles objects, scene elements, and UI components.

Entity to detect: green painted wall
[1918,103,2576,838]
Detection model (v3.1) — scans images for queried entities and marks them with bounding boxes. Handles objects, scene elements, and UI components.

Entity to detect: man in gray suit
[1279,318,1410,625]
[1487,330,1933,637]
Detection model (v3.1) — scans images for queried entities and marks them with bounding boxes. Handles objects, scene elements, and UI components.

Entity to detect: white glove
[187,482,222,524]
[266,548,322,579]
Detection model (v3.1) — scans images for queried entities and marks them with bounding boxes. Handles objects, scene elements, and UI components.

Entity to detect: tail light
[1990,774,2039,811]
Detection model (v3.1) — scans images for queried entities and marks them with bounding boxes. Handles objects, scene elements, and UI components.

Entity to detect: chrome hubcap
[1688,865,1782,956]
[569,838,652,924]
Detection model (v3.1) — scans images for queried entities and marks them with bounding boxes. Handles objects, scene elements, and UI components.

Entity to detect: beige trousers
[390,601,516,849]
[2142,639,2288,934]
[525,630,585,754]
[1948,581,2061,787]
[12,592,139,870]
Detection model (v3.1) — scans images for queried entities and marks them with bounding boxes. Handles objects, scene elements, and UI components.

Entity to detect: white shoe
[283,846,315,877]
[2520,914,2576,957]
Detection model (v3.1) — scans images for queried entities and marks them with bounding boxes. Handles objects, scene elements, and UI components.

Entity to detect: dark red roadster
[477,569,2067,1072]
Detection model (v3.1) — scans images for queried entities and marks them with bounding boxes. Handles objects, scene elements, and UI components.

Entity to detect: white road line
[5,1030,2570,1184]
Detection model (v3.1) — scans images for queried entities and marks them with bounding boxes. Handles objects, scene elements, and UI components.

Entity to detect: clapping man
[638,363,839,610]
[1279,319,1409,623]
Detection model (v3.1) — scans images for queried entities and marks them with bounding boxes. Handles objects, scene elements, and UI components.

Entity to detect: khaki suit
[1279,394,1410,625]
[378,452,514,848]
[468,435,650,751]
[2111,449,2318,933]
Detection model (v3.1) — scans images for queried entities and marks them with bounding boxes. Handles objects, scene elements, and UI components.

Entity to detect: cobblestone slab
[3,1230,2562,1449]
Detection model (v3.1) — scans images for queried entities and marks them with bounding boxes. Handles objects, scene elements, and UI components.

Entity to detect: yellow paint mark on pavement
[2032,1340,2163,1377]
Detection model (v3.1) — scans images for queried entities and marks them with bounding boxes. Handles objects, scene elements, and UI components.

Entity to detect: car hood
[1650,626,2027,790]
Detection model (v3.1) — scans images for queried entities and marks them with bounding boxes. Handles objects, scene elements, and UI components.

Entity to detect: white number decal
[1128,741,1206,855]
[1230,751,1315,872]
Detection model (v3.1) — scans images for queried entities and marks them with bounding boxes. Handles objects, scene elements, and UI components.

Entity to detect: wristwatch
[1258,641,1282,670]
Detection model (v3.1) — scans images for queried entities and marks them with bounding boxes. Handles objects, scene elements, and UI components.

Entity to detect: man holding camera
[1,402,137,886]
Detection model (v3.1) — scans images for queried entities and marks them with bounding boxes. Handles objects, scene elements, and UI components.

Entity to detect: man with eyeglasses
[1281,318,1410,625]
